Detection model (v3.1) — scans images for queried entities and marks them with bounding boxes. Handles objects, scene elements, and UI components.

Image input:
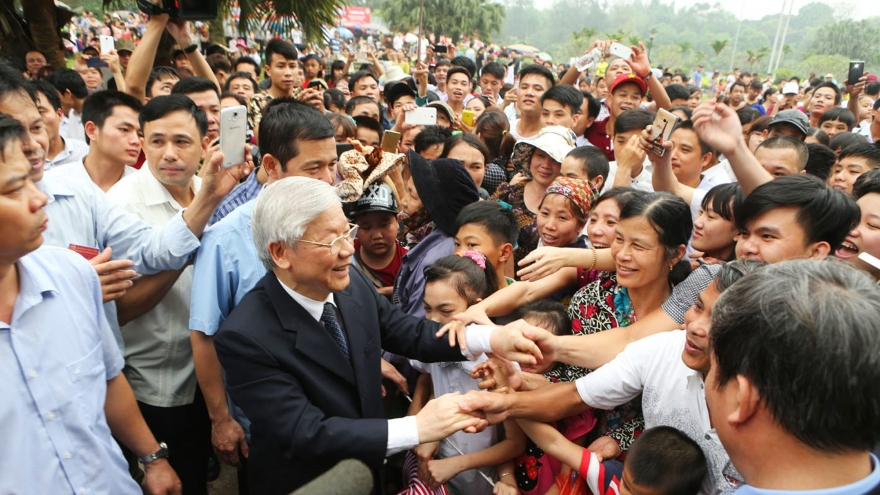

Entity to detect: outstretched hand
[691,99,745,157]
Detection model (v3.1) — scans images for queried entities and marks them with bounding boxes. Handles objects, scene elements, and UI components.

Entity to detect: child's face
[520,315,559,374]
[560,156,587,180]
[818,118,849,139]
[423,281,470,324]
[454,222,508,273]
[618,464,665,495]
[355,212,398,259]
[401,178,423,216]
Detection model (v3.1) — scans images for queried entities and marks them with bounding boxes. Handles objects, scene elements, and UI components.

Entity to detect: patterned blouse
[491,181,538,269]
[544,270,646,453]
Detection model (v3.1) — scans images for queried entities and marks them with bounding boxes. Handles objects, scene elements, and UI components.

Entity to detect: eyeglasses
[297,223,358,255]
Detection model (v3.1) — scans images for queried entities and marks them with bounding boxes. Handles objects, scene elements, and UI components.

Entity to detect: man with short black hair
[354,115,383,147]
[107,94,212,494]
[573,91,600,147]
[753,135,808,178]
[171,76,221,142]
[233,56,260,83]
[48,90,144,191]
[0,112,184,495]
[829,143,880,194]
[479,62,505,104]
[24,49,47,79]
[706,260,880,494]
[665,83,691,107]
[346,95,381,122]
[508,64,555,141]
[585,73,646,161]
[727,81,747,110]
[31,80,89,169]
[445,67,471,116]
[44,68,89,142]
[540,84,583,132]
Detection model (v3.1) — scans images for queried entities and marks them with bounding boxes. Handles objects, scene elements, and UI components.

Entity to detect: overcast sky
[676,0,880,20]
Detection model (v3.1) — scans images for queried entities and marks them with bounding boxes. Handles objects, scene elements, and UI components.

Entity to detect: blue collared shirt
[732,455,880,495]
[209,171,262,226]
[189,199,265,336]
[0,247,139,495]
[39,172,200,349]
[392,229,454,317]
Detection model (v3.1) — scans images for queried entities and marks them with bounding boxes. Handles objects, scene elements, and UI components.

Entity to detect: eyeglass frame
[296,223,359,255]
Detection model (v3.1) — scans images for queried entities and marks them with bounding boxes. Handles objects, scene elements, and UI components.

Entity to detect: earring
[669,263,674,271]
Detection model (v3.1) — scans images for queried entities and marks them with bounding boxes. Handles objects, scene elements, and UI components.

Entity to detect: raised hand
[691,99,745,157]
[89,247,136,303]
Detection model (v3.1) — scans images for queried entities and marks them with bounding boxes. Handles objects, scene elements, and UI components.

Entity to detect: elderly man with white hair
[214,177,539,495]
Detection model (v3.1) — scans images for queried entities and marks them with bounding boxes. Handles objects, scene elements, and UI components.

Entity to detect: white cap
[782,82,799,95]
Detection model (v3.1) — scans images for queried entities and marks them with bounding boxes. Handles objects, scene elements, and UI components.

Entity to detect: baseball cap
[427,101,455,123]
[769,109,809,137]
[781,82,799,95]
[346,183,398,218]
[115,39,135,54]
[609,72,647,95]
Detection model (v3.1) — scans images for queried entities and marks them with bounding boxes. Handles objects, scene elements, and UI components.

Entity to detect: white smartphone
[650,108,680,157]
[219,105,247,168]
[100,35,115,54]
[858,252,880,271]
[608,42,633,60]
[406,107,437,126]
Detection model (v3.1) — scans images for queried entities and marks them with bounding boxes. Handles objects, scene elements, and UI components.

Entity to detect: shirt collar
[11,250,60,322]
[37,167,78,200]
[276,274,335,323]
[734,454,880,495]
[139,164,200,208]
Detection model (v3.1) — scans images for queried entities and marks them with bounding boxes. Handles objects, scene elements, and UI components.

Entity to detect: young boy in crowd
[348,183,407,298]
[452,201,518,288]
[541,85,584,132]
[829,143,880,194]
[818,107,857,139]
[353,115,384,148]
[561,146,610,192]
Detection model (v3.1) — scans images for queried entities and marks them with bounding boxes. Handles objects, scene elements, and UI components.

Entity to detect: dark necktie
[320,302,351,363]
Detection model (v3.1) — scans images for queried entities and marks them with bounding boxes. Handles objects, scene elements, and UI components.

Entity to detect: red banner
[341,6,371,25]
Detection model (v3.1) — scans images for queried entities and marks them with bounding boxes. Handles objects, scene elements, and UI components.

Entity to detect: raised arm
[644,126,696,205]
[165,19,219,90]
[626,42,671,110]
[125,13,169,102]
[692,99,771,195]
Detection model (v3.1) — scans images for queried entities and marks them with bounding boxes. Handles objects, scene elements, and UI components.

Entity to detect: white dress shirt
[60,109,86,143]
[46,137,90,171]
[107,167,202,407]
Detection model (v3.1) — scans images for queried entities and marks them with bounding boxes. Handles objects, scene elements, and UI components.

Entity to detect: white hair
[251,177,341,271]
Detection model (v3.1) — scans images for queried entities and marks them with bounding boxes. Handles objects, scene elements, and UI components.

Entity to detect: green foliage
[377,0,505,42]
[808,19,880,66]
[496,0,871,78]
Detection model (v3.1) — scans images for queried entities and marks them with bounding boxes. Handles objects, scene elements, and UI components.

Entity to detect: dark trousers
[136,388,213,495]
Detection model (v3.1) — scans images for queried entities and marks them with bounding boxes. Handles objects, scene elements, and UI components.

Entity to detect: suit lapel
[264,274,357,385]
[335,278,377,416]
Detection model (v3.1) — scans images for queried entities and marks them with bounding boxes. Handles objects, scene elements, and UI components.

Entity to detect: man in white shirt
[45,68,88,142]
[107,94,210,494]
[31,80,89,170]
[48,90,142,191]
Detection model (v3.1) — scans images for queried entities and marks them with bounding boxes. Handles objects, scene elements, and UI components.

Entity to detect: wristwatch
[138,442,170,464]
[183,44,199,54]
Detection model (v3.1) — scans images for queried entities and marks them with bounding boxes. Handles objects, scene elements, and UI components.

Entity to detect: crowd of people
[4,3,880,495]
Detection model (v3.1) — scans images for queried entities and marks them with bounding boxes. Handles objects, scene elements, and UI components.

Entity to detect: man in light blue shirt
[0,114,181,495]
[705,261,880,495]
[189,99,338,474]
[0,65,252,348]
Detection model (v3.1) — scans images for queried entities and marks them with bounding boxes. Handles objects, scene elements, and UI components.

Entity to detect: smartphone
[433,44,448,54]
[381,130,401,153]
[100,35,115,54]
[608,42,633,60]
[848,61,865,85]
[406,107,437,126]
[650,108,680,156]
[86,57,108,68]
[219,105,247,168]
[336,143,354,157]
[461,109,475,127]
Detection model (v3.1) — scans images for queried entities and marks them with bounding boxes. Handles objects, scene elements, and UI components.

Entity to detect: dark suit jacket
[215,267,465,495]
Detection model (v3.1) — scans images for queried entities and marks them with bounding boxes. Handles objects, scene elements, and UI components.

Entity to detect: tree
[809,19,880,65]
[710,39,728,68]
[378,0,505,43]
[744,49,758,72]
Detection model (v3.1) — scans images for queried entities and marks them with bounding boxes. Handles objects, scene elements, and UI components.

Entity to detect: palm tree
[379,0,505,43]
[710,39,728,69]
[627,35,641,46]
[745,49,758,72]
